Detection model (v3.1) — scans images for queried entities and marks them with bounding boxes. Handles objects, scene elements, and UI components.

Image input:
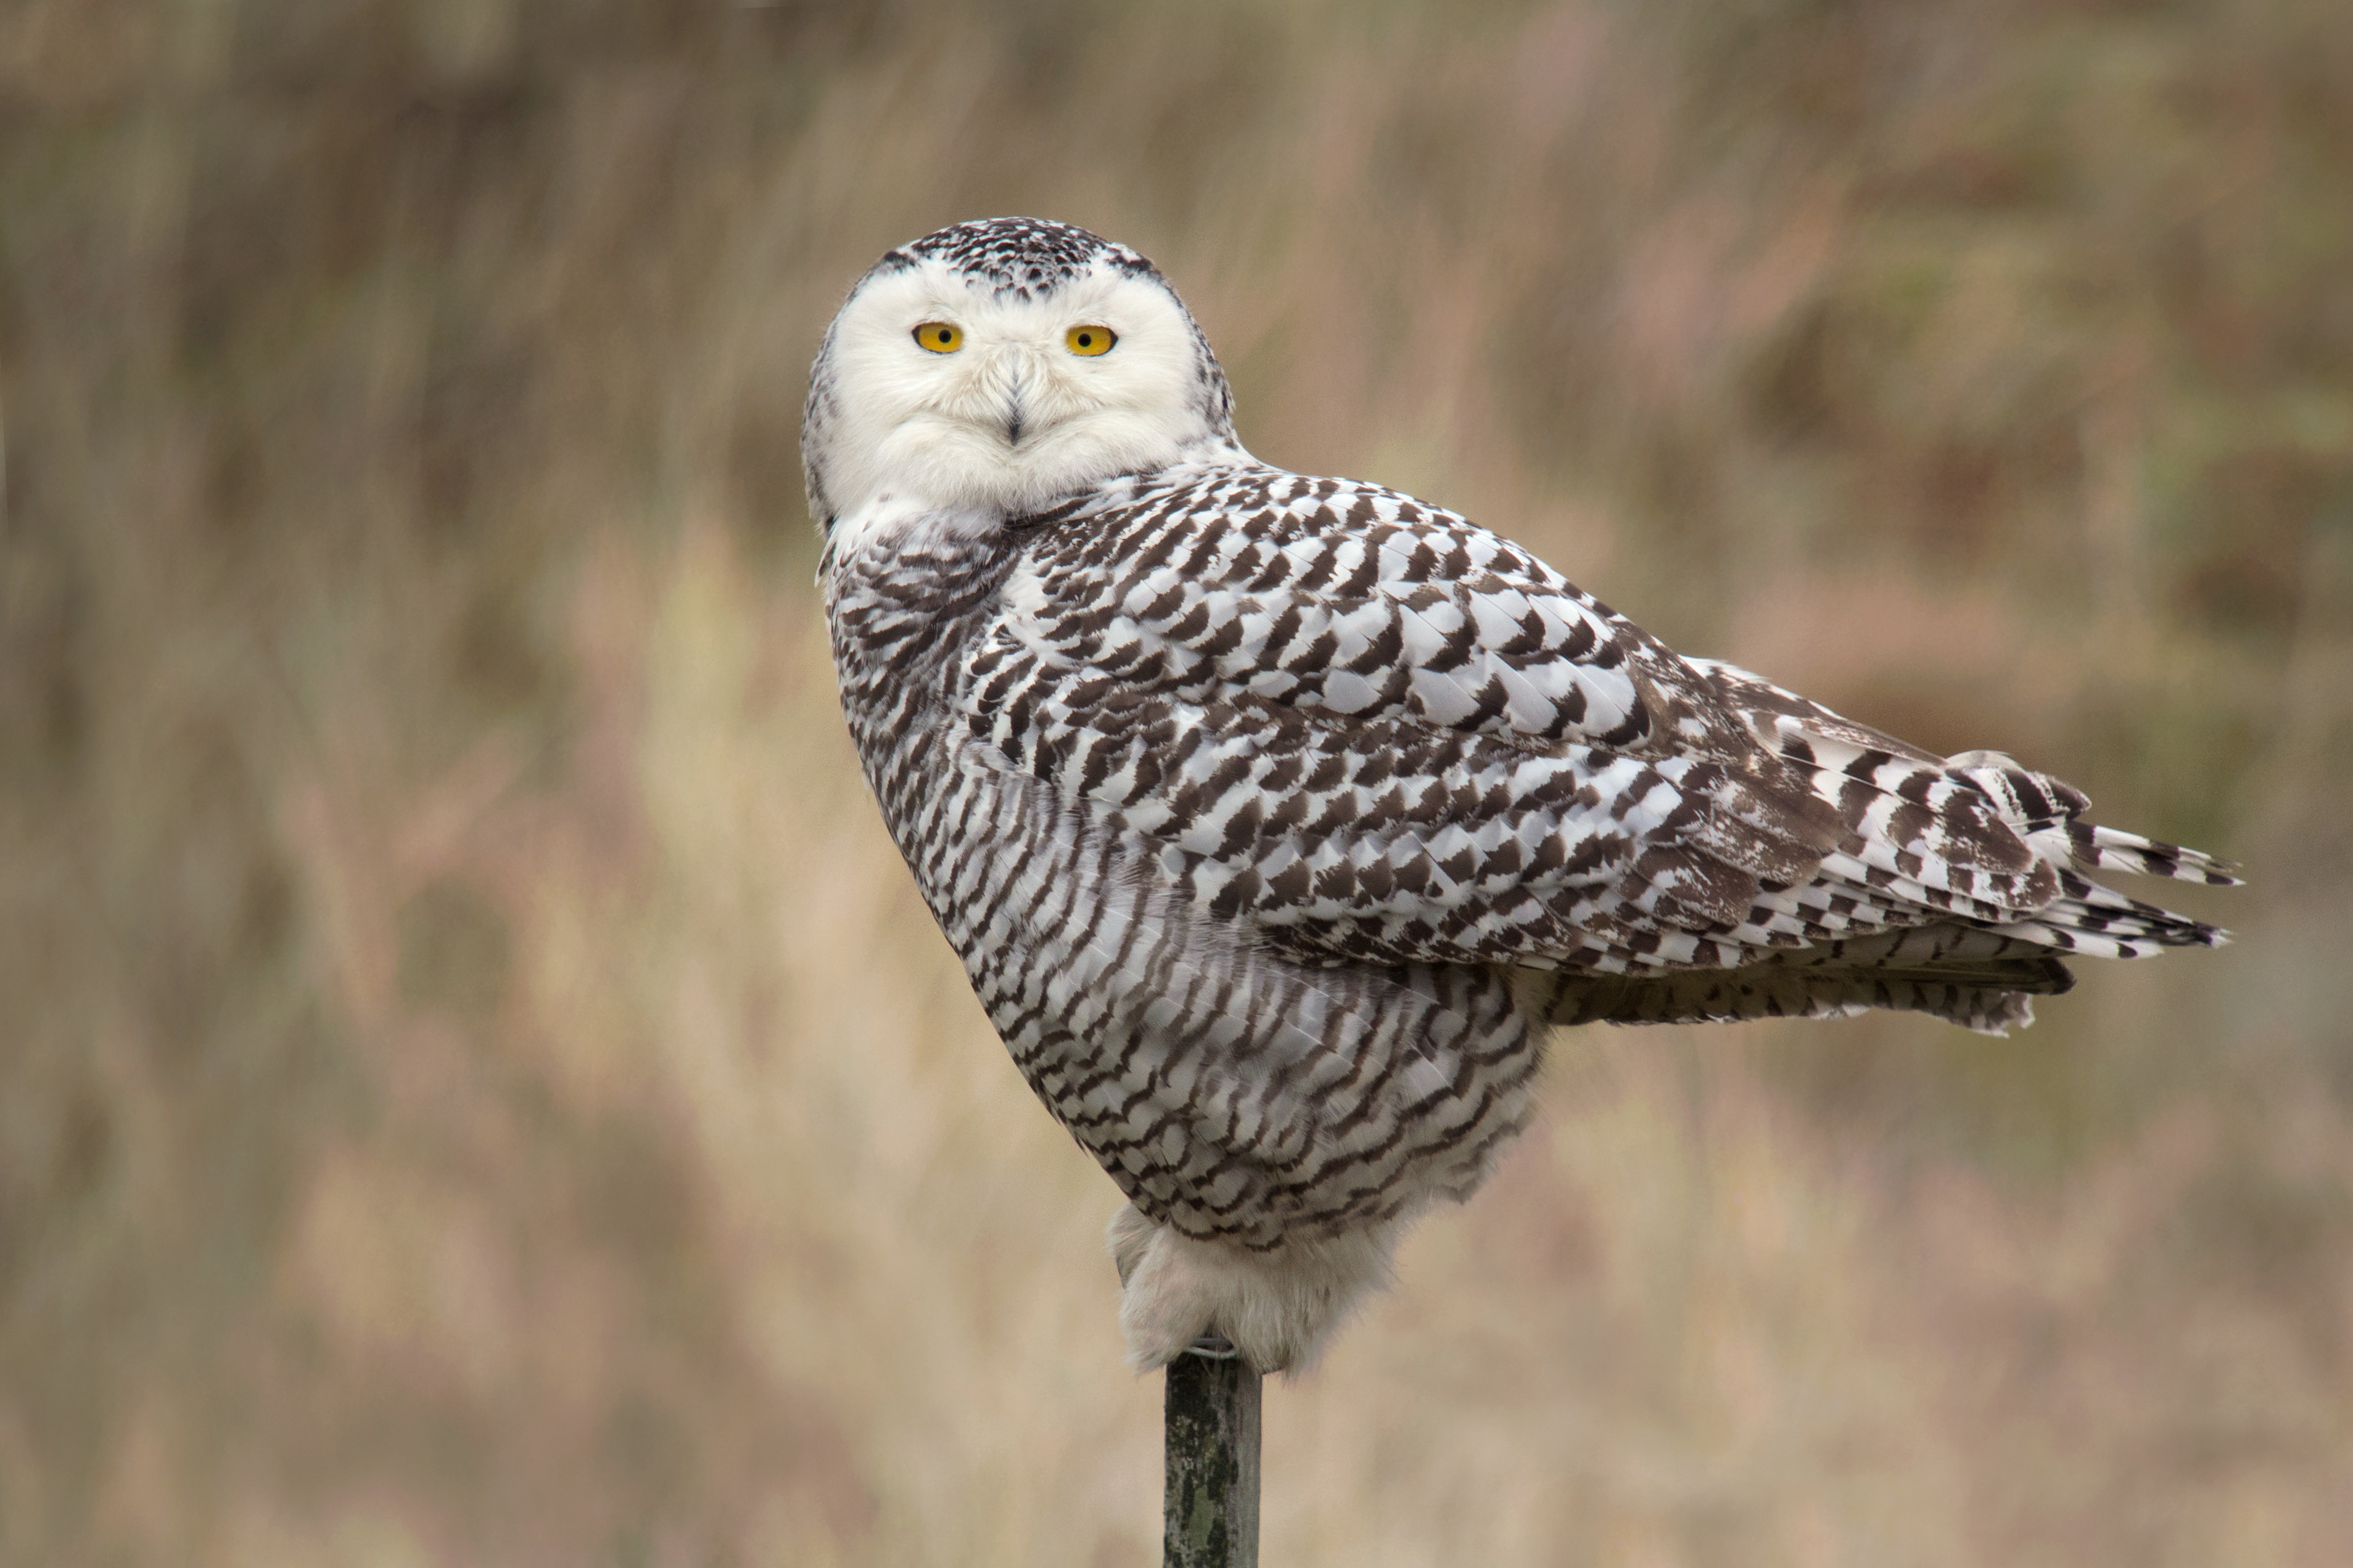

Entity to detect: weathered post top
[1163,1339,1261,1568]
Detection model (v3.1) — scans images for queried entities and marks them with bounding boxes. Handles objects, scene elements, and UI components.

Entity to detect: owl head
[801,218,1242,530]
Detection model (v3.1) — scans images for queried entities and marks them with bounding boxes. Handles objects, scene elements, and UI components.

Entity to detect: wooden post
[1163,1337,1261,1568]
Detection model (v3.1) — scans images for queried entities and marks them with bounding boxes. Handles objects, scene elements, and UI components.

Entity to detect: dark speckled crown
[878,217,1156,300]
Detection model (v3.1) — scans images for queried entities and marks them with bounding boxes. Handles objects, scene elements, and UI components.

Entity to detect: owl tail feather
[1535,950,2075,1037]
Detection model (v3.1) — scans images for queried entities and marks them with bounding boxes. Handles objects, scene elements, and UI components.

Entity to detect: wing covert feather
[973,472,1860,971]
[963,468,2223,979]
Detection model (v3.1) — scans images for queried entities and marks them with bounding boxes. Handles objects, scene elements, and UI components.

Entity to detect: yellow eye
[1065,325,1117,356]
[913,322,963,353]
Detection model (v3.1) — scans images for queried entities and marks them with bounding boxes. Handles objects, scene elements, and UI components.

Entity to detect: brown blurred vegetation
[2,0,2350,1562]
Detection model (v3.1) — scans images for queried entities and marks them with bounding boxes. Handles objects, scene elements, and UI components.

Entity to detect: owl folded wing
[966,483,2228,998]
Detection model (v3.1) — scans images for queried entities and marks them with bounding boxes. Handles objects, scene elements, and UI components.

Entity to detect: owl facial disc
[801,218,1243,530]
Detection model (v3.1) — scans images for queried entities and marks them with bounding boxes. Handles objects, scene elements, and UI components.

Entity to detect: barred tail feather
[1981,871,2229,957]
[2067,824,2242,887]
[1941,749,2242,889]
[1533,943,2074,1037]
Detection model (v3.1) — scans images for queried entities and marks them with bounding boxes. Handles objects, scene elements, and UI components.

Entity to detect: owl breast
[824,509,1548,1254]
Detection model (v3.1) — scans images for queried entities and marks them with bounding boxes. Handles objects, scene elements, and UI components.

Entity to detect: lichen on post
[1163,1338,1261,1568]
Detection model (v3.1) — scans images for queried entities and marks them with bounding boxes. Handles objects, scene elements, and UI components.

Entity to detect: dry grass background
[3,0,2351,1562]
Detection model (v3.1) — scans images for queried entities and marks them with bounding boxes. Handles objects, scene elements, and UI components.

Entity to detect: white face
[806,249,1235,525]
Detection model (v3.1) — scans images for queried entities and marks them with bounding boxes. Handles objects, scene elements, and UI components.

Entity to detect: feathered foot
[1107,1203,1402,1375]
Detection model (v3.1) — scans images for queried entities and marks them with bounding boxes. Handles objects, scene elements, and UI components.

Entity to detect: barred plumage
[807,218,2235,1372]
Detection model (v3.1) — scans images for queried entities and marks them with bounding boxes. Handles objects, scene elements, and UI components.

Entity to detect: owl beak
[1003,366,1028,447]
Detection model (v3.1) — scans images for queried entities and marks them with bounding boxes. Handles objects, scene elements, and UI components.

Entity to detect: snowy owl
[804,217,2233,1374]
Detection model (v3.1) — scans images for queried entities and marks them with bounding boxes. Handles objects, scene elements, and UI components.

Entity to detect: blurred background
[2,0,2349,1562]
